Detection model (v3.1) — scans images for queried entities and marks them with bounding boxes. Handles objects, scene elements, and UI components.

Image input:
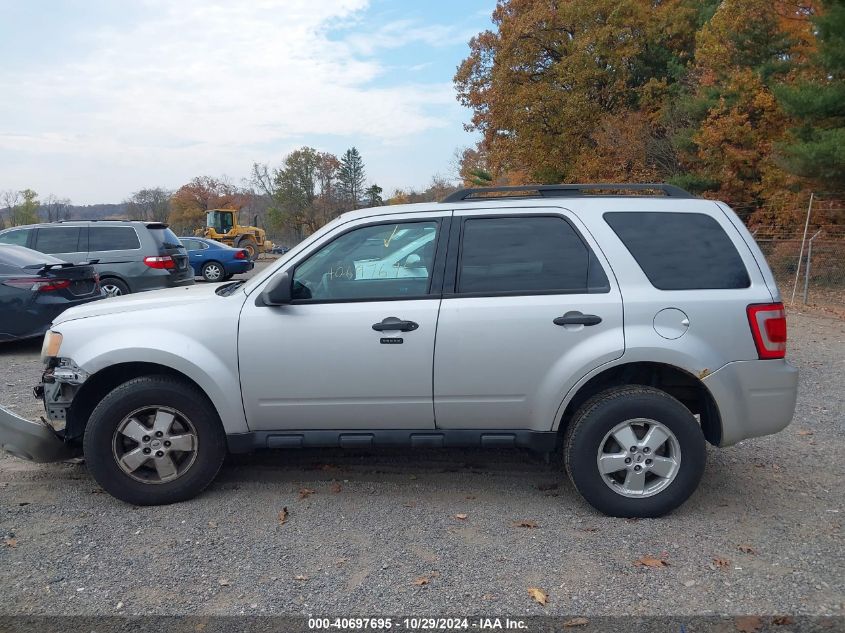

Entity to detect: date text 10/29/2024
[308,618,530,631]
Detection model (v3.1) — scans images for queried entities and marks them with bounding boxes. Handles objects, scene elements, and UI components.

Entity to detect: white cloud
[0,0,466,201]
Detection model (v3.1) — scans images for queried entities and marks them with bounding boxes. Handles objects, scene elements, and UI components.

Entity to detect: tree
[0,190,21,228]
[338,147,366,209]
[16,189,39,225]
[169,176,244,234]
[776,0,845,189]
[126,187,171,222]
[364,184,383,207]
[41,195,73,222]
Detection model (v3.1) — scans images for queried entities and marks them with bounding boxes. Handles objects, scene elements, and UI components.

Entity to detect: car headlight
[41,330,63,362]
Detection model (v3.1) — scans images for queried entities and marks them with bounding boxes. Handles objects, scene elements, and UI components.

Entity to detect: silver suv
[0,184,798,517]
[0,220,194,296]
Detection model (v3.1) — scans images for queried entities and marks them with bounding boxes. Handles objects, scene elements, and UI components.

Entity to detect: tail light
[143,255,175,269]
[234,250,248,260]
[747,303,787,359]
[3,278,71,292]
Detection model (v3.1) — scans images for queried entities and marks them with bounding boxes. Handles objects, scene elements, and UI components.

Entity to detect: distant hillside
[63,203,128,221]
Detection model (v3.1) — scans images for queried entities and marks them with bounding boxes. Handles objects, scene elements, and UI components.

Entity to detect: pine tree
[338,147,366,209]
[364,184,383,207]
[775,0,845,188]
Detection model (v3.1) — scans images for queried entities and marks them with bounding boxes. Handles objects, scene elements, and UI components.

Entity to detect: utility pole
[790,192,814,305]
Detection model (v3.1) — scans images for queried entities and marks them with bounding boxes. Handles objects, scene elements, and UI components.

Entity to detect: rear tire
[236,239,259,261]
[563,385,706,518]
[100,277,130,297]
[83,376,227,505]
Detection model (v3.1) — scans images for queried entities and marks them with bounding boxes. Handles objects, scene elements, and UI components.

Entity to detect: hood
[53,283,229,325]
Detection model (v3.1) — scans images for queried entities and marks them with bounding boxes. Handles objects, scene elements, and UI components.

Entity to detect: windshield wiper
[162,242,183,249]
[215,280,245,296]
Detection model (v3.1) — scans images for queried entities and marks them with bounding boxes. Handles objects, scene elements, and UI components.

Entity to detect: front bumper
[703,359,799,447]
[0,403,78,463]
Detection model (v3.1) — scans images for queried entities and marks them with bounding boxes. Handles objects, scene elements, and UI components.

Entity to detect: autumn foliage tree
[169,176,245,234]
[455,0,835,230]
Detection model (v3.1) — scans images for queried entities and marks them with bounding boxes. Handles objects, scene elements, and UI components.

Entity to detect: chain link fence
[755,233,845,311]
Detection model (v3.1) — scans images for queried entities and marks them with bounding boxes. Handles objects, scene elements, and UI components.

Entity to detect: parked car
[270,245,290,255]
[0,221,193,297]
[0,184,798,517]
[0,244,103,342]
[179,237,254,282]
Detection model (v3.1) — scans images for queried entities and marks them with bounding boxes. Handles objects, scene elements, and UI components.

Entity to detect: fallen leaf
[563,617,589,627]
[734,616,763,633]
[299,488,315,499]
[527,587,548,605]
[278,507,288,525]
[634,556,668,568]
[797,429,814,436]
[294,574,308,581]
[514,520,539,529]
[537,483,559,491]
[330,482,342,494]
[454,513,468,520]
[772,616,794,626]
[713,557,731,569]
[217,578,230,586]
[697,368,710,379]
[3,537,17,548]
[413,576,429,586]
[207,521,218,529]
[738,545,756,554]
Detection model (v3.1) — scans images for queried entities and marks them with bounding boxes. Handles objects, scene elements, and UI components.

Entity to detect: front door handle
[553,313,602,326]
[372,317,419,332]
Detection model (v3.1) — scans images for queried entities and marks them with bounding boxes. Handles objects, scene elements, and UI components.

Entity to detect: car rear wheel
[100,277,129,297]
[83,376,227,505]
[563,385,706,518]
[201,261,225,282]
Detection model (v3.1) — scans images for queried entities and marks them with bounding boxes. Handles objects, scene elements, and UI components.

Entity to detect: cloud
[0,0,465,199]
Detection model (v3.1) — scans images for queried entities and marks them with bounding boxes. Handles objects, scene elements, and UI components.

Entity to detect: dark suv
[0,221,194,296]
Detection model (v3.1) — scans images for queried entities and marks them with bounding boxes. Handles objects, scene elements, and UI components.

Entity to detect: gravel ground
[0,292,842,617]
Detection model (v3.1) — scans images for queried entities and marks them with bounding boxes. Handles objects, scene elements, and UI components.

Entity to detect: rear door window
[89,226,141,251]
[604,212,750,290]
[34,227,81,254]
[456,216,609,295]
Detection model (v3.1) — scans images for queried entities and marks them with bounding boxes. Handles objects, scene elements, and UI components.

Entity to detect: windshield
[207,210,234,234]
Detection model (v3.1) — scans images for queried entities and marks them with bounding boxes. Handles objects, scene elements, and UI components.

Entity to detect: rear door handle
[372,317,419,332]
[553,313,602,326]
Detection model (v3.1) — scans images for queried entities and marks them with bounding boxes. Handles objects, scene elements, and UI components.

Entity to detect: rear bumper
[0,403,78,463]
[225,261,254,274]
[703,359,799,447]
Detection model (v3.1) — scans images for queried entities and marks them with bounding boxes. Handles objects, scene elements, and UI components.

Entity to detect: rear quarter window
[604,212,750,290]
[89,226,141,251]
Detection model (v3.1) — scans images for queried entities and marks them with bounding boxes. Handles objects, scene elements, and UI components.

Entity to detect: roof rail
[440,183,693,203]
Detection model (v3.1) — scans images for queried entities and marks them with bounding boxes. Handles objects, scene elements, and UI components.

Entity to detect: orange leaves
[634,555,669,568]
[527,587,548,606]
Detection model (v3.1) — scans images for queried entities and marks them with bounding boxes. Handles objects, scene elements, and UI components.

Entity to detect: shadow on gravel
[0,338,42,355]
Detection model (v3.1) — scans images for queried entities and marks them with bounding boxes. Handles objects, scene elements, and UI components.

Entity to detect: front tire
[83,376,227,505]
[564,385,706,518]
[201,261,225,282]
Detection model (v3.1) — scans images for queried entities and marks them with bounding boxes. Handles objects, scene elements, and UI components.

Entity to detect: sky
[0,0,494,205]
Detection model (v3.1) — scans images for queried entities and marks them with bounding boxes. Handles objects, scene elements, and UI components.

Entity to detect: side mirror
[261,271,292,306]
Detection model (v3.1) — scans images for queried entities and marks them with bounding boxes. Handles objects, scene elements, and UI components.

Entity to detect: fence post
[803,230,823,305]
[790,192,814,305]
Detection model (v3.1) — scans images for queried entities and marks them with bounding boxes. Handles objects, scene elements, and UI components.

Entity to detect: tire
[563,385,706,518]
[100,277,130,297]
[83,376,227,505]
[201,261,225,282]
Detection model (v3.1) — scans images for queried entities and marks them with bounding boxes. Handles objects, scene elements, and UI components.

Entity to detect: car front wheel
[83,376,227,505]
[564,385,706,518]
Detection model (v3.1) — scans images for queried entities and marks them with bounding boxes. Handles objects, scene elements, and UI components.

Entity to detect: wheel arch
[66,363,213,441]
[98,274,131,292]
[556,361,722,447]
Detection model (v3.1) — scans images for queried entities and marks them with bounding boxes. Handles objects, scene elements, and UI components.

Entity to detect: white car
[0,184,798,517]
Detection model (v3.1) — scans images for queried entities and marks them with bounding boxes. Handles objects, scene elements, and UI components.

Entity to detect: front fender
[56,325,248,435]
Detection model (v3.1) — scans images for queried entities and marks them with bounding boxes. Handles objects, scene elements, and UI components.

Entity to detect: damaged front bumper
[0,358,87,463]
[0,404,78,463]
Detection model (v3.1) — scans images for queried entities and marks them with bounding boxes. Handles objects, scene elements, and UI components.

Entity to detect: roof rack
[440,183,693,203]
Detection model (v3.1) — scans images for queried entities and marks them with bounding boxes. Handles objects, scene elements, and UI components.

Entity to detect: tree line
[455,0,844,230]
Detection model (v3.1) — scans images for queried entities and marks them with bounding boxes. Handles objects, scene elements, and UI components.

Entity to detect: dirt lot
[0,276,842,616]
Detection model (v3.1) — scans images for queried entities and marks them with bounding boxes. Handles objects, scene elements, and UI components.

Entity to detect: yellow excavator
[196,209,273,261]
